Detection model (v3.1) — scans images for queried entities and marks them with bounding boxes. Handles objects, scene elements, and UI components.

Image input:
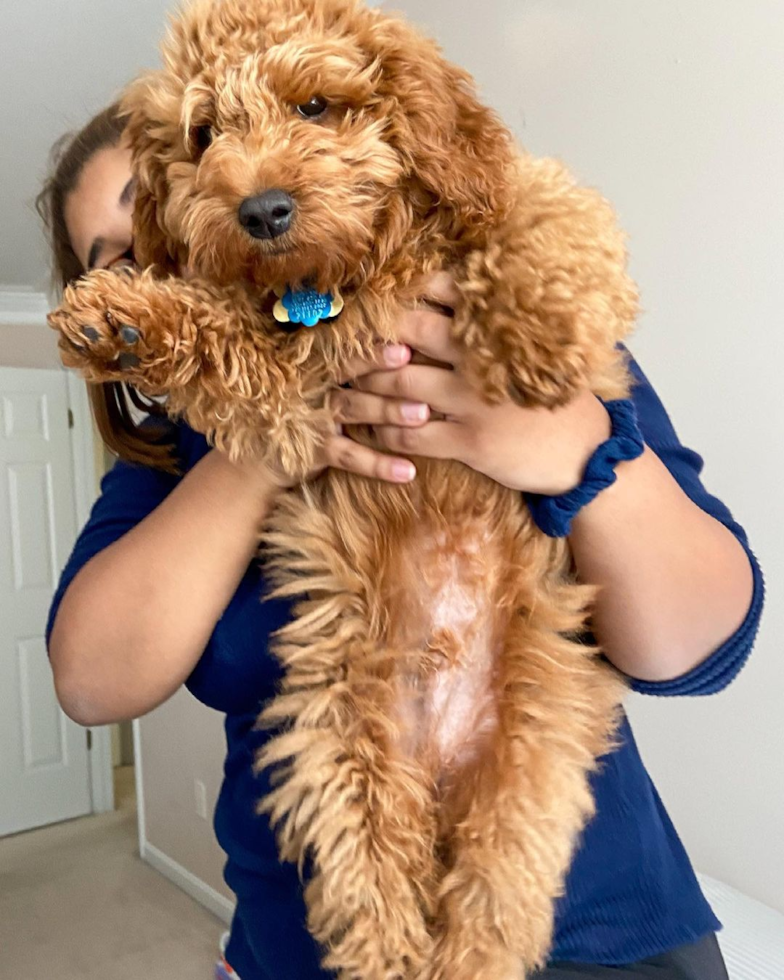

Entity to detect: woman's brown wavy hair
[36,103,177,472]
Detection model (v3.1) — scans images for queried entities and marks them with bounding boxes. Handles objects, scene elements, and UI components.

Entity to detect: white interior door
[0,367,91,836]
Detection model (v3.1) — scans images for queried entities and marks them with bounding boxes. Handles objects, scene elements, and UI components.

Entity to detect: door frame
[1,289,115,818]
[66,371,115,814]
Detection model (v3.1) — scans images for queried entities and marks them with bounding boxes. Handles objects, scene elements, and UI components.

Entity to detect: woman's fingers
[336,273,461,384]
[373,421,463,463]
[395,308,463,367]
[354,364,465,416]
[330,388,430,427]
[417,270,462,311]
[324,434,416,483]
[395,270,462,366]
[322,272,468,483]
[337,343,411,386]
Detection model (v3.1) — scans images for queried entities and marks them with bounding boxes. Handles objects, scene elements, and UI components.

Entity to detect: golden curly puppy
[49,0,639,976]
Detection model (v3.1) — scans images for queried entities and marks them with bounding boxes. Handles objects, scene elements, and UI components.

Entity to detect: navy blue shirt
[47,356,764,977]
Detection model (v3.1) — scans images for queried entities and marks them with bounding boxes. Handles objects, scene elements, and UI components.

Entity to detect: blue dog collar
[273,286,344,328]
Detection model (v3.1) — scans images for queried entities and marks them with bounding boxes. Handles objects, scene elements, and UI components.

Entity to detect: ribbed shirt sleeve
[625,354,764,696]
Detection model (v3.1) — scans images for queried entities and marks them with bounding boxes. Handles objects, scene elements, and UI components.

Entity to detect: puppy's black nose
[238,190,294,239]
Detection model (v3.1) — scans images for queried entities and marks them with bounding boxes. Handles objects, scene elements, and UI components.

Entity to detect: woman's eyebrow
[87,237,105,270]
[119,176,138,207]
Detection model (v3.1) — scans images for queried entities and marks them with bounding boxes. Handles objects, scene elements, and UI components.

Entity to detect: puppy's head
[124,0,514,291]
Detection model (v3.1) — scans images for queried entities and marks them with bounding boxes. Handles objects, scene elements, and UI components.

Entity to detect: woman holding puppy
[40,104,758,980]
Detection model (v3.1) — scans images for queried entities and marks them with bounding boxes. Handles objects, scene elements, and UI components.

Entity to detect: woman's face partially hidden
[64,142,136,273]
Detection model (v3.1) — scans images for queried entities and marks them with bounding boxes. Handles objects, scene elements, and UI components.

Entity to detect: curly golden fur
[49,0,639,976]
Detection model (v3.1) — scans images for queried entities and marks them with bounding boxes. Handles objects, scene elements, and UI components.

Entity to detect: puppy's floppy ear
[120,74,182,274]
[369,16,515,232]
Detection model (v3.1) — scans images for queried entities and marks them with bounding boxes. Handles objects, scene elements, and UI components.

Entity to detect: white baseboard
[142,841,236,926]
[88,726,115,814]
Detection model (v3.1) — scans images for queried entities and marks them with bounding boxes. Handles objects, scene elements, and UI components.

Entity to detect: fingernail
[401,403,428,422]
[392,461,416,482]
[384,344,408,366]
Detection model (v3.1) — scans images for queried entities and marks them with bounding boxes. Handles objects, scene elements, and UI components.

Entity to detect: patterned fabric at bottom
[215,932,241,980]
[214,955,241,980]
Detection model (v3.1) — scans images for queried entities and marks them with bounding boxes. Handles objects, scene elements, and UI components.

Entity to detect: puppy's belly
[391,529,504,780]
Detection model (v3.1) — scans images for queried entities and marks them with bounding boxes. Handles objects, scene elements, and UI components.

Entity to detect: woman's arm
[359,278,761,686]
[569,444,754,681]
[50,450,281,725]
[371,363,754,679]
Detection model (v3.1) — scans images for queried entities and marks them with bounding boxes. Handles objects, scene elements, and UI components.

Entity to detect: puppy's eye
[191,124,214,157]
[297,96,328,119]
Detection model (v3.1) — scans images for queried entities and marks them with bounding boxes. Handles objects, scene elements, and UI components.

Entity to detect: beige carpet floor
[0,767,225,979]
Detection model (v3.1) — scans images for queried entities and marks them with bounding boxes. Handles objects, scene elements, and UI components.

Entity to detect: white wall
[0,293,62,369]
[383,0,784,911]
[0,324,62,370]
[139,689,233,908]
[0,0,174,292]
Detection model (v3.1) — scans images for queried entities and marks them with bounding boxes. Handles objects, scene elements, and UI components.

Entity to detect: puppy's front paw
[47,268,187,392]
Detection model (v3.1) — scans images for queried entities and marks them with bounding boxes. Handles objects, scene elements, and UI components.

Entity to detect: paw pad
[120,325,140,345]
[69,314,145,372]
[118,353,141,370]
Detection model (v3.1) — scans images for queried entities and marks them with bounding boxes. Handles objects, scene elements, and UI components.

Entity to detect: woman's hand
[254,271,608,494]
[353,273,611,495]
[259,342,432,490]
[350,273,754,687]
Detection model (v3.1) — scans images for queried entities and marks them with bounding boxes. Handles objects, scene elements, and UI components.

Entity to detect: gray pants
[533,933,729,980]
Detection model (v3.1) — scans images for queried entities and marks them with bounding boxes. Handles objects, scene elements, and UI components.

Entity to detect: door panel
[0,367,91,836]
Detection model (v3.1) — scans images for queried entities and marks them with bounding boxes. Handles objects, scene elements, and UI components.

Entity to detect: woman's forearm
[569,446,754,682]
[50,450,281,725]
